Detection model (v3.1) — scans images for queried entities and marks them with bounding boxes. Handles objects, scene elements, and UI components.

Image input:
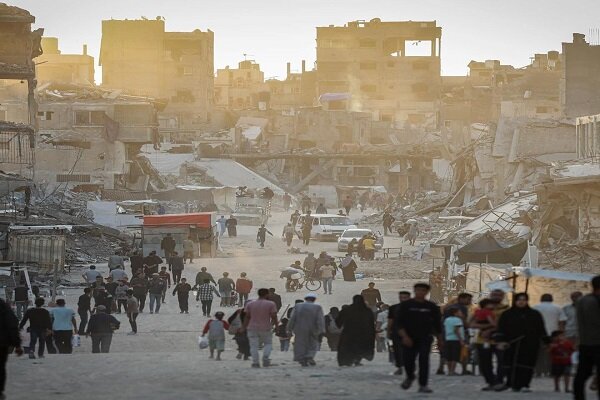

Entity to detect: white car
[295,214,357,241]
[337,228,384,252]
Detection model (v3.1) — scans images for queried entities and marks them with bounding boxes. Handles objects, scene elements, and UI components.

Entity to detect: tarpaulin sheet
[143,213,213,228]
[455,232,528,266]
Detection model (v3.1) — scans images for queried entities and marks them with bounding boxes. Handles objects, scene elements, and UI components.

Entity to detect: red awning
[143,213,213,228]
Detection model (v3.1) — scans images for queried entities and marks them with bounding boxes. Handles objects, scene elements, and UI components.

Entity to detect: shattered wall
[294,107,372,150]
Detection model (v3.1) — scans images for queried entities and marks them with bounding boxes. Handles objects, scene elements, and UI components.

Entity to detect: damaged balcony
[0,121,34,165]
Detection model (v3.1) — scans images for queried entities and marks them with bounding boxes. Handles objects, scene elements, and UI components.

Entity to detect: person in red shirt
[202,312,230,361]
[549,330,575,393]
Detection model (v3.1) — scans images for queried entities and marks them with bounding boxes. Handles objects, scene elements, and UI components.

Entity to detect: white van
[296,213,357,241]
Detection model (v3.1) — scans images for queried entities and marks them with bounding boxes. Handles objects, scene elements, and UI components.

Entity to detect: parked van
[295,213,357,241]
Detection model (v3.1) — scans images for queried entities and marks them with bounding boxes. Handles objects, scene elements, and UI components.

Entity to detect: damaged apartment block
[100,18,214,142]
[316,19,441,130]
[0,3,42,177]
[34,83,163,192]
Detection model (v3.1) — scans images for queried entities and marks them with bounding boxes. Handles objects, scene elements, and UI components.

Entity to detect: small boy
[443,307,464,376]
[549,330,575,392]
[202,311,229,360]
[276,318,291,351]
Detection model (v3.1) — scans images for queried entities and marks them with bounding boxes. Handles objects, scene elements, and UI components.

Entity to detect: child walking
[202,311,229,360]
[276,318,291,351]
[549,330,575,392]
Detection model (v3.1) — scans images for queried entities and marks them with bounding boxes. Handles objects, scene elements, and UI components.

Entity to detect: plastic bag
[198,335,209,350]
[72,334,81,348]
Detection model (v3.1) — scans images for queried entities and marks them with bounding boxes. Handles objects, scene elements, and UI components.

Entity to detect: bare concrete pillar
[287,62,291,78]
[302,60,306,73]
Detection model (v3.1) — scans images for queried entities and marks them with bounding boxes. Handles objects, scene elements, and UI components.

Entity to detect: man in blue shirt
[50,299,77,354]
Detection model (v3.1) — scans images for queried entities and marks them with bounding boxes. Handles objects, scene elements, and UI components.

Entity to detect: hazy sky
[10,0,600,82]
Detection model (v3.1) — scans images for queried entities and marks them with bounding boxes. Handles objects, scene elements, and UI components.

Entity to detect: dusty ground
[4,209,586,399]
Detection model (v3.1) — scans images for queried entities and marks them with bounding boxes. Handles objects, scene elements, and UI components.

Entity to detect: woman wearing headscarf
[496,292,547,392]
[340,254,358,282]
[335,295,375,366]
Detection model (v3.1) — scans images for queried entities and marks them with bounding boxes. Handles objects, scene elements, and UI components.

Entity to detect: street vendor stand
[453,232,529,299]
[142,213,217,258]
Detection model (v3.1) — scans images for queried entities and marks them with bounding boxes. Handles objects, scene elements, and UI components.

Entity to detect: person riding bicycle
[280,261,303,292]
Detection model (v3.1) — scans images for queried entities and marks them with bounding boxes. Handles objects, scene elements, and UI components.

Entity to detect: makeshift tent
[455,232,528,266]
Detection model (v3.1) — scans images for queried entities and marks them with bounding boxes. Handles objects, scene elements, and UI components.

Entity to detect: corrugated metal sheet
[8,234,66,270]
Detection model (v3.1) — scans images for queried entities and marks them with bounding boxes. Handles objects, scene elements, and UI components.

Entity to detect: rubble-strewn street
[5,210,592,400]
[1,1,600,400]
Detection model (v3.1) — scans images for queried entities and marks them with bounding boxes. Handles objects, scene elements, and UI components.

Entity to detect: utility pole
[52,258,59,301]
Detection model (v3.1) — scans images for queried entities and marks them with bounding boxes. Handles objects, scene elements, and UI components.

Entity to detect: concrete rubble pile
[538,241,600,274]
[20,189,133,265]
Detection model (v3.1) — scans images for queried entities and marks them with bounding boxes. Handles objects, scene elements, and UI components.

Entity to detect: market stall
[142,213,217,258]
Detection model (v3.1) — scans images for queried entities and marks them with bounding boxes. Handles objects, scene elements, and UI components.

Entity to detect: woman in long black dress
[336,295,375,366]
[496,292,547,392]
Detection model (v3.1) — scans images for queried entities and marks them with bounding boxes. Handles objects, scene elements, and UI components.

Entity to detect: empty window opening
[404,40,433,57]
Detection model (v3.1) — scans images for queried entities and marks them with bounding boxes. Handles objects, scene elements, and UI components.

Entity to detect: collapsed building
[34,83,162,192]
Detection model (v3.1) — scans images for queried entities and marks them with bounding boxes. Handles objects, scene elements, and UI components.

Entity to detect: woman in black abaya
[340,255,358,282]
[335,295,375,366]
[496,292,547,392]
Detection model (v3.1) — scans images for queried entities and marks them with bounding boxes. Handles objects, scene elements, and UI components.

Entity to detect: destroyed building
[99,18,214,140]
[316,19,441,129]
[0,3,42,179]
[35,37,94,85]
[215,60,266,110]
[266,60,317,112]
[34,83,161,192]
